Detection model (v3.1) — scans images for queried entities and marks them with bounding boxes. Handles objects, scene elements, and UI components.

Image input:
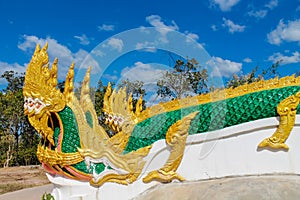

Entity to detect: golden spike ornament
[23,43,66,145]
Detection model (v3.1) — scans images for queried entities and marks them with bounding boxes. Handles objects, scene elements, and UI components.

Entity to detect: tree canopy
[157,58,208,100]
[0,71,39,167]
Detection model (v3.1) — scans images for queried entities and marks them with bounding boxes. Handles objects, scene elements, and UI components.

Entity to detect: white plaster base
[48,115,300,200]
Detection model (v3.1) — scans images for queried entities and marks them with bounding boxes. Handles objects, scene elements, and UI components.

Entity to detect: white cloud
[0,62,26,73]
[18,35,101,79]
[74,49,101,72]
[119,62,169,105]
[185,32,199,43]
[74,34,90,45]
[184,32,204,48]
[268,51,300,65]
[103,38,124,52]
[120,61,166,84]
[102,73,118,81]
[246,0,278,20]
[146,15,179,43]
[0,62,26,84]
[211,25,218,31]
[98,24,115,31]
[267,19,300,45]
[139,26,151,34]
[247,0,278,20]
[222,18,246,33]
[265,0,278,10]
[18,35,44,51]
[135,41,157,52]
[248,9,268,19]
[243,57,253,63]
[211,0,240,11]
[207,56,242,78]
[144,15,203,47]
[146,15,178,31]
[93,49,106,57]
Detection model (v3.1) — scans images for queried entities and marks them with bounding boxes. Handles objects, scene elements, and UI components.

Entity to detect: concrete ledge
[134,174,300,200]
[0,184,53,200]
[3,175,300,200]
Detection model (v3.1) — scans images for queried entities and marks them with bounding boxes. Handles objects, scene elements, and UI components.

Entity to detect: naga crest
[23,43,66,145]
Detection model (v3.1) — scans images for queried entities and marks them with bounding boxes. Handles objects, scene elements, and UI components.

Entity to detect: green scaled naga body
[23,44,300,186]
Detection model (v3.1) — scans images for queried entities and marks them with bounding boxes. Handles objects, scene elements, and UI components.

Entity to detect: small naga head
[23,43,66,145]
[23,43,150,187]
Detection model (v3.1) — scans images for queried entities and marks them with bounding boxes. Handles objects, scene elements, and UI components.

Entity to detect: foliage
[0,71,39,167]
[41,193,55,200]
[226,61,281,88]
[226,66,261,88]
[157,58,208,100]
[0,134,14,167]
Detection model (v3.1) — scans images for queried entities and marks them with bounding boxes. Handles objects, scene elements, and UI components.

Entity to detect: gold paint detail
[61,66,110,154]
[64,63,75,103]
[102,83,143,152]
[258,92,300,150]
[37,144,84,167]
[80,67,109,140]
[105,130,131,154]
[23,44,66,145]
[79,145,152,186]
[143,112,199,183]
[28,114,55,145]
[103,84,136,122]
[75,71,153,186]
[103,82,112,113]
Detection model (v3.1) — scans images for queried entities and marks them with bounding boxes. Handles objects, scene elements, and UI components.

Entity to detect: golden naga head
[23,43,66,145]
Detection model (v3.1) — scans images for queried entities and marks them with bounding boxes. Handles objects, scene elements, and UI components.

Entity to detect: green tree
[117,79,146,112]
[0,71,39,167]
[1,71,25,166]
[226,61,281,88]
[226,66,261,88]
[0,132,15,167]
[94,80,110,123]
[157,58,208,100]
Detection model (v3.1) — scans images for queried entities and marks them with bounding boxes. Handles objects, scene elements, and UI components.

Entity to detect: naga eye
[29,100,34,107]
[35,101,42,109]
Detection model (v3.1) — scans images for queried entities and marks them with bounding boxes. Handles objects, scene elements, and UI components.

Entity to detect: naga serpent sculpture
[23,43,300,186]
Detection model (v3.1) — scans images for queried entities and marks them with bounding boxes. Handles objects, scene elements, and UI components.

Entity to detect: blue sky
[0,0,300,93]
